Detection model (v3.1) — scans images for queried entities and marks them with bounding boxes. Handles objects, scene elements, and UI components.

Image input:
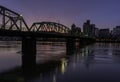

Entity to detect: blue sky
[0,0,120,29]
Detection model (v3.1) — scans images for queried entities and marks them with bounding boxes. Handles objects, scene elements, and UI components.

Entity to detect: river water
[0,41,120,82]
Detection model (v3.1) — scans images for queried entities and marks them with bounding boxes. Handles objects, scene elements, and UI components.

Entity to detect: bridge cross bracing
[0,5,70,34]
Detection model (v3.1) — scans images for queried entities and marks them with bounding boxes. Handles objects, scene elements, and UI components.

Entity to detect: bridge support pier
[66,38,76,55]
[22,37,36,69]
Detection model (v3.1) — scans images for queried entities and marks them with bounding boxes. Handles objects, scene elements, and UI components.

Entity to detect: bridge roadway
[0,29,89,39]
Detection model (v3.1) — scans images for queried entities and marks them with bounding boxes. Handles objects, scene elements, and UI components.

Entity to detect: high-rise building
[83,20,96,37]
[83,20,90,36]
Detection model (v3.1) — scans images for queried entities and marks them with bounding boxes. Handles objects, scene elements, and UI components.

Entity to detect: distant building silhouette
[90,24,96,37]
[71,24,81,35]
[99,29,110,38]
[83,20,97,37]
[112,26,120,39]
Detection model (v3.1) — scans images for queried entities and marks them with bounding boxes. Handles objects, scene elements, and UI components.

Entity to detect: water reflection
[36,42,66,63]
[1,42,120,82]
[61,58,68,74]
[53,74,57,82]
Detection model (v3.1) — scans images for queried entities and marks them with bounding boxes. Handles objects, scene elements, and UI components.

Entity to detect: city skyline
[0,0,120,29]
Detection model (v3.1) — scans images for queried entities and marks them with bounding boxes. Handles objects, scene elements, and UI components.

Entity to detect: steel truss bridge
[0,5,95,68]
[0,5,72,37]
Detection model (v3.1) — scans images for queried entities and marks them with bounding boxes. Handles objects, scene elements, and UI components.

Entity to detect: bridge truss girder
[0,5,29,31]
[30,22,70,33]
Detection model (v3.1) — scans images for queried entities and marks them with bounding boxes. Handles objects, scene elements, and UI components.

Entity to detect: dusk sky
[0,0,120,29]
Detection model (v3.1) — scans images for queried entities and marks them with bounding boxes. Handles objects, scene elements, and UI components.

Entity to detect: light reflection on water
[36,42,66,63]
[0,42,120,82]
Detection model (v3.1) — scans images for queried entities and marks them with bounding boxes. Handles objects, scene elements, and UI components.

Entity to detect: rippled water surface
[0,42,120,82]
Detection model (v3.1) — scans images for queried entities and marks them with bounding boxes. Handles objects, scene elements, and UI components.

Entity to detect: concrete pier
[22,37,36,69]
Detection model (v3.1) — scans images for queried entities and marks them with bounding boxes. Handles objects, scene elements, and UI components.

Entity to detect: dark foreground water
[0,41,120,82]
